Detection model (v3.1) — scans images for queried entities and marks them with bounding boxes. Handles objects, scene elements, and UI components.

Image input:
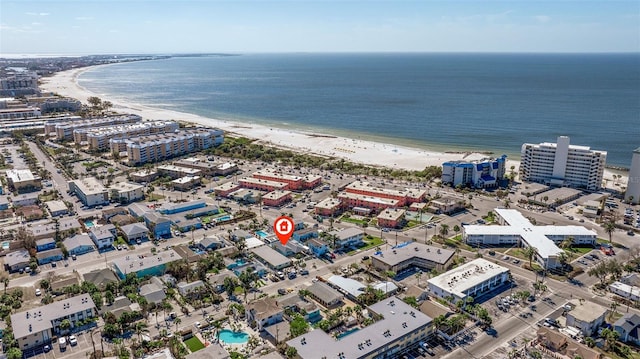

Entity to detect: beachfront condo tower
[626,148,640,204]
[441,155,507,189]
[520,136,606,191]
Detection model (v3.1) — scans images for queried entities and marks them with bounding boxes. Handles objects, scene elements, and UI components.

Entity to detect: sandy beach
[40,64,519,172]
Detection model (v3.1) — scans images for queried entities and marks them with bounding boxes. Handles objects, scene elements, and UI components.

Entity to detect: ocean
[77,53,640,167]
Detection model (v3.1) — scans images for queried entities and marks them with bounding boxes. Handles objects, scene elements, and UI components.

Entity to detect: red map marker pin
[274,216,295,245]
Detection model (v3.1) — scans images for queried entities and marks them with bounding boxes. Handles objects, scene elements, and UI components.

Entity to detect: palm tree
[416,271,423,287]
[523,246,538,269]
[439,224,449,239]
[174,317,182,333]
[1,276,9,294]
[603,221,616,243]
[135,322,148,341]
[452,225,460,238]
[212,320,222,341]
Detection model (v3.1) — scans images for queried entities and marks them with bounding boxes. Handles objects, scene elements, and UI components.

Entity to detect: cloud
[25,12,49,16]
[75,16,93,21]
[533,15,551,23]
[109,29,119,33]
[0,23,44,34]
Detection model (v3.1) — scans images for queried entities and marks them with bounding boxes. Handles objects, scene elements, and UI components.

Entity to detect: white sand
[41,65,515,172]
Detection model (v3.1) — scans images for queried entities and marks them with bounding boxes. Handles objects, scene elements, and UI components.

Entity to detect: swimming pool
[84,220,95,228]
[215,215,232,223]
[337,328,359,339]
[218,329,249,344]
[255,230,269,238]
[227,259,247,270]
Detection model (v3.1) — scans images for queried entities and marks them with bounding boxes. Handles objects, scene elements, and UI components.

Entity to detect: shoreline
[41,65,520,172]
[39,64,627,188]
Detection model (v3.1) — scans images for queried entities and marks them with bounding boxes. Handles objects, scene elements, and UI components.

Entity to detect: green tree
[439,224,450,238]
[60,319,72,333]
[39,279,50,292]
[289,314,309,337]
[603,221,616,244]
[523,246,538,269]
[285,346,298,359]
[404,296,419,308]
[2,276,9,294]
[135,321,149,341]
[6,347,22,359]
[453,225,461,237]
[174,317,182,333]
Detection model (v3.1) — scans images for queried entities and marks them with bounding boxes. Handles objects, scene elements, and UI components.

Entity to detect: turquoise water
[79,54,640,167]
[256,230,269,238]
[226,259,247,270]
[1,241,9,250]
[218,330,249,344]
[215,215,232,223]
[84,220,95,228]
[337,328,359,339]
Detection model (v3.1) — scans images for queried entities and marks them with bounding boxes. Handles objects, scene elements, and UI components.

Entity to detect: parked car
[68,335,78,346]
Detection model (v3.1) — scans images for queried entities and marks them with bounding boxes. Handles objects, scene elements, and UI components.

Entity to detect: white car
[35,289,42,296]
[68,335,78,346]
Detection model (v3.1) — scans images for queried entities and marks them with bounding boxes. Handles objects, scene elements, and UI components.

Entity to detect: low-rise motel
[427,258,510,303]
[463,208,597,269]
[111,249,181,279]
[11,294,97,350]
[287,297,433,359]
[371,242,454,274]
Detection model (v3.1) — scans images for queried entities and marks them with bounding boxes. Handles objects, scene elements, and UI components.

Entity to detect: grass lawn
[147,193,165,201]
[202,216,211,224]
[341,216,368,226]
[568,246,594,255]
[184,337,205,352]
[349,237,385,254]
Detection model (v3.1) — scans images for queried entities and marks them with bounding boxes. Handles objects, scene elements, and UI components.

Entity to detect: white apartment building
[110,128,224,165]
[626,147,640,204]
[463,208,597,269]
[76,121,179,151]
[109,182,145,203]
[442,155,507,188]
[68,177,109,207]
[427,258,510,303]
[47,115,141,141]
[520,136,606,191]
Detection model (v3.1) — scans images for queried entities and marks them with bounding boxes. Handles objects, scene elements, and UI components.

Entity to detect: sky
[1,0,639,54]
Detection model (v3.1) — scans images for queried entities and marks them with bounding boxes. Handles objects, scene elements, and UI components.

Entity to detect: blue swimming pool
[84,220,95,228]
[215,215,232,223]
[218,330,249,344]
[255,230,269,238]
[337,328,359,339]
[227,259,247,270]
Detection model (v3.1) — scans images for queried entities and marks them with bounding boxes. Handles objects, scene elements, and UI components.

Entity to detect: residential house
[198,236,225,251]
[127,202,153,218]
[292,227,318,242]
[35,238,56,252]
[566,300,607,336]
[251,246,292,270]
[83,268,119,288]
[327,228,365,251]
[45,200,68,217]
[177,280,206,298]
[12,192,40,207]
[306,281,343,308]
[63,234,96,256]
[307,238,329,258]
[4,249,30,272]
[272,240,307,257]
[89,224,117,250]
[247,297,284,331]
[140,278,166,305]
[36,248,63,265]
[111,249,181,279]
[102,207,128,222]
[207,271,235,294]
[143,212,172,238]
[120,223,149,244]
[614,313,640,345]
[536,327,603,359]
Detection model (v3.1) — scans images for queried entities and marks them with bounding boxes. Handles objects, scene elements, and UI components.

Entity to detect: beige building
[171,176,201,191]
[157,165,202,179]
[110,128,223,165]
[47,114,141,141]
[6,169,41,193]
[372,242,454,274]
[109,182,145,203]
[77,121,179,151]
[68,177,109,207]
[11,294,96,350]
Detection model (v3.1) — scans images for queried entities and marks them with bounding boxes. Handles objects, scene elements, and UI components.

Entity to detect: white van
[59,337,67,350]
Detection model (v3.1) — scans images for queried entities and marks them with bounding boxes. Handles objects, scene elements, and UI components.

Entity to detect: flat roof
[262,190,292,200]
[158,165,201,175]
[537,187,582,203]
[374,242,455,267]
[214,182,240,191]
[427,258,510,298]
[307,281,343,304]
[327,275,367,298]
[254,169,302,182]
[6,169,37,183]
[250,245,291,268]
[377,208,406,221]
[338,191,399,206]
[315,197,342,209]
[239,176,288,188]
[172,176,200,184]
[11,293,95,339]
[568,300,607,323]
[287,296,432,359]
[329,227,364,241]
[71,177,107,195]
[45,200,67,213]
[110,182,144,192]
[112,249,180,274]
